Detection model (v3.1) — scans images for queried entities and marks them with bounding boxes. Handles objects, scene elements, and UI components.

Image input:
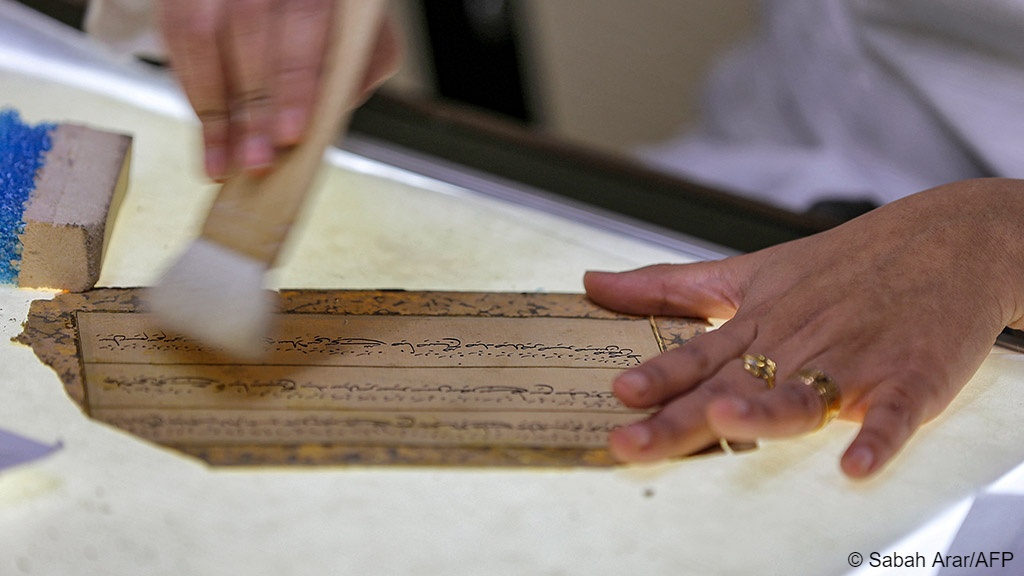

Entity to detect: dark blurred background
[15,0,757,158]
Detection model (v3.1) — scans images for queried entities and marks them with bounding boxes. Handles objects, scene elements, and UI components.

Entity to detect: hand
[584,178,1024,478]
[157,0,401,181]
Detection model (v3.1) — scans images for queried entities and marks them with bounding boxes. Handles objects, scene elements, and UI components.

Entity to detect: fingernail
[205,147,227,180]
[846,447,875,476]
[615,371,650,398]
[241,136,274,172]
[276,108,307,144]
[621,424,652,449]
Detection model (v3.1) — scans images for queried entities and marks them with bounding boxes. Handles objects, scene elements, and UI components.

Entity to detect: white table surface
[2,2,1023,574]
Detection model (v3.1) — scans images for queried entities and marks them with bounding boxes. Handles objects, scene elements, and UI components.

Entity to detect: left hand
[584,178,1024,478]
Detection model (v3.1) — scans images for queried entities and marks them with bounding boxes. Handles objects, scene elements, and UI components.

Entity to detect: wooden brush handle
[200,0,388,264]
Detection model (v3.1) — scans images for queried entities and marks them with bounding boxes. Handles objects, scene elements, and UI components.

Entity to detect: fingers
[161,0,399,181]
[584,262,747,320]
[612,364,842,465]
[587,259,858,466]
[614,348,946,479]
[592,184,1016,478]
[610,391,721,462]
[271,0,334,145]
[271,5,403,141]
[610,361,765,461]
[706,377,834,441]
[158,0,231,180]
[613,321,754,407]
[224,0,275,175]
[840,382,932,478]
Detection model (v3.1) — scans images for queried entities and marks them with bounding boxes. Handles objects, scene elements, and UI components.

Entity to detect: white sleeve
[854,0,1024,181]
[83,0,165,60]
[639,0,1024,210]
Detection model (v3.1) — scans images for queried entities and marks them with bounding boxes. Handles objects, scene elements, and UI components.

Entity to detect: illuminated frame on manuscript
[18,289,710,466]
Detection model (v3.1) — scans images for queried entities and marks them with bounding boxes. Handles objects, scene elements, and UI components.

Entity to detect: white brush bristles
[148,240,275,359]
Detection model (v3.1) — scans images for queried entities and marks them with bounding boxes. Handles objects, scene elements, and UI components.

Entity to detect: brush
[149,0,387,358]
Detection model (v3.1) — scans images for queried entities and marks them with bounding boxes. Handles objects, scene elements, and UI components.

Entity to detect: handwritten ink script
[17,289,708,466]
[83,314,651,368]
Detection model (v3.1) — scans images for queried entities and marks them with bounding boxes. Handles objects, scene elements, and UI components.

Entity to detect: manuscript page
[18,288,710,466]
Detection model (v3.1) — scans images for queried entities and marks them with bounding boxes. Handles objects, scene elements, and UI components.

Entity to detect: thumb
[584,261,748,319]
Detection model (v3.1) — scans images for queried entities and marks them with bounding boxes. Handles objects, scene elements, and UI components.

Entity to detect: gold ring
[795,368,841,429]
[741,353,777,389]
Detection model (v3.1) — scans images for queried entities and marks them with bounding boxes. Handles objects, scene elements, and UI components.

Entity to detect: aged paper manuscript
[17,289,714,467]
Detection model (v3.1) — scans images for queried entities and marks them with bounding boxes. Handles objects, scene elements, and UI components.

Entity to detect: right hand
[157,0,401,181]
[585,178,1024,478]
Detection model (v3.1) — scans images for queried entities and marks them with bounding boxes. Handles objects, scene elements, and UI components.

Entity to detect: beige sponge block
[18,124,131,292]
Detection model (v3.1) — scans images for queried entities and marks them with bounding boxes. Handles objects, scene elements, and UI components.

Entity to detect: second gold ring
[741,353,777,390]
[796,368,842,429]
